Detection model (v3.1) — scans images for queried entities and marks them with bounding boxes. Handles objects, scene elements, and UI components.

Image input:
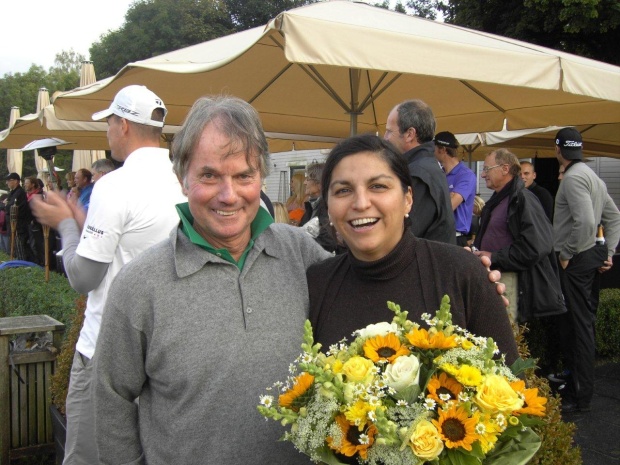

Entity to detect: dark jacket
[528,182,554,222]
[4,185,31,235]
[404,141,456,244]
[481,177,565,322]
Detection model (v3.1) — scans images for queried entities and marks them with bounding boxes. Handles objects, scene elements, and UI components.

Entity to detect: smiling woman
[306,134,519,366]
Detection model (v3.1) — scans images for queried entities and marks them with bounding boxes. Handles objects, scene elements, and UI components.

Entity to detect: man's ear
[404,127,419,146]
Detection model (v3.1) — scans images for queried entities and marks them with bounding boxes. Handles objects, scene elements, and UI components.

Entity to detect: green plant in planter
[515,325,582,465]
[596,288,620,359]
[50,295,86,415]
[0,254,80,332]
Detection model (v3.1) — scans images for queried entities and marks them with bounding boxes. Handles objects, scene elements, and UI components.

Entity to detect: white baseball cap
[92,85,167,127]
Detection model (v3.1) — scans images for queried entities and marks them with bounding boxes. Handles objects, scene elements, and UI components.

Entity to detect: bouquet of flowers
[258,296,546,465]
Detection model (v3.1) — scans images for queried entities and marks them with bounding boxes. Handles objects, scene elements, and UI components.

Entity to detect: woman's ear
[405,186,413,213]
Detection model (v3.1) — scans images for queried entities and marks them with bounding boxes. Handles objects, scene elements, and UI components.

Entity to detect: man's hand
[30,190,74,230]
[599,257,613,273]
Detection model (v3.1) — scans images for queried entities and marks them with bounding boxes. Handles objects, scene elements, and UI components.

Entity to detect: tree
[89,0,321,78]
[224,0,317,30]
[0,51,82,179]
[412,0,620,65]
[90,0,235,79]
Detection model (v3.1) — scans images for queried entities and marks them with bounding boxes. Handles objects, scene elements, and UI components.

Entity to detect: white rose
[384,355,421,392]
[355,322,399,339]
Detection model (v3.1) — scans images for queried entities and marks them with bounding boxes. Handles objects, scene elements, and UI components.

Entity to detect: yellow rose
[342,356,375,384]
[409,420,444,460]
[475,375,524,413]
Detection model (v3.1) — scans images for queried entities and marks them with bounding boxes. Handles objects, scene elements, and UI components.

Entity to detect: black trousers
[557,245,607,406]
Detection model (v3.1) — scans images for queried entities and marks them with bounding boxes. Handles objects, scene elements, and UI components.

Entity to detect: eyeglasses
[384,128,398,137]
[481,164,506,173]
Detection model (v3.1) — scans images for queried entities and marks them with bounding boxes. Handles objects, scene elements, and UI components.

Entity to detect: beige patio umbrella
[53,1,620,140]
[456,122,620,161]
[72,61,107,170]
[33,88,51,176]
[5,107,22,175]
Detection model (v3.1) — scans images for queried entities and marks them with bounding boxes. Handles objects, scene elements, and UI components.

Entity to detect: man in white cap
[553,127,620,414]
[31,85,185,464]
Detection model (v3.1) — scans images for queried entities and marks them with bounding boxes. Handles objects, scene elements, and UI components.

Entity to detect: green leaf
[484,427,541,465]
[509,357,537,376]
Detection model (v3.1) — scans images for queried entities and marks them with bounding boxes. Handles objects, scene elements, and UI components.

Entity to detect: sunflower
[279,372,315,411]
[427,372,464,405]
[363,333,410,363]
[432,404,480,451]
[327,414,377,459]
[406,327,458,350]
[510,380,547,417]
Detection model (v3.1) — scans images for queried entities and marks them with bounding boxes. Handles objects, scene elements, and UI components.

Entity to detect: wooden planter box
[0,315,65,465]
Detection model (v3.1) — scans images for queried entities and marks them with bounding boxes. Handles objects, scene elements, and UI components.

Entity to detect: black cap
[555,127,583,160]
[6,172,20,181]
[434,131,459,149]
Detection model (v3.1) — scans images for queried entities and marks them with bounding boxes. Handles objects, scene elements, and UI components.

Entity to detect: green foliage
[50,295,86,415]
[90,0,235,78]
[515,327,582,465]
[596,288,620,358]
[225,0,317,29]
[436,0,620,65]
[0,253,81,333]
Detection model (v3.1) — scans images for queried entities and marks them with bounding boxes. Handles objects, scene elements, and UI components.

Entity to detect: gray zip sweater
[94,224,329,465]
[554,162,620,261]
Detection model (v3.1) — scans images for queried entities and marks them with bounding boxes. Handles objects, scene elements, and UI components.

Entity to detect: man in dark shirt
[520,161,554,222]
[3,172,33,261]
[383,99,455,244]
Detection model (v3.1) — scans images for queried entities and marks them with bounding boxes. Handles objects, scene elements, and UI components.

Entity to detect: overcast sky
[1,0,134,76]
[1,1,410,77]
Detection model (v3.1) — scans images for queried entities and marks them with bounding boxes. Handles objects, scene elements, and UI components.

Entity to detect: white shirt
[75,147,186,358]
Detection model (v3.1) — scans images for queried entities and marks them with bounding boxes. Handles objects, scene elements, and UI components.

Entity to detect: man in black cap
[2,173,33,261]
[434,131,477,246]
[553,127,620,413]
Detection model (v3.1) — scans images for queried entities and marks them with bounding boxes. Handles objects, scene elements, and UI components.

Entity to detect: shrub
[516,328,582,465]
[0,252,80,333]
[596,288,620,358]
[50,295,86,415]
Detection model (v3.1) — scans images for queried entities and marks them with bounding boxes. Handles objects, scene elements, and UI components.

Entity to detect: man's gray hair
[305,162,325,185]
[91,158,116,175]
[172,96,269,182]
[491,148,521,177]
[396,99,436,143]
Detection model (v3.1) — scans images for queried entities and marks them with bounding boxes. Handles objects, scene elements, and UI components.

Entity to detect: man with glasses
[384,99,455,243]
[473,149,565,327]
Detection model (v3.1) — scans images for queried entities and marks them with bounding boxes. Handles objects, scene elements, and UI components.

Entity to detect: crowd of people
[4,83,616,463]
[1,158,118,266]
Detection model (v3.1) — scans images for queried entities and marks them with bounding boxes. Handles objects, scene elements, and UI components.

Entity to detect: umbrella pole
[43,224,50,282]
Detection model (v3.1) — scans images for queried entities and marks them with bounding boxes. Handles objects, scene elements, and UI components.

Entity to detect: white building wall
[264,149,329,204]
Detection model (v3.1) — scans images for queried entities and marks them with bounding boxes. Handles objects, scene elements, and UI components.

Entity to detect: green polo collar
[176,202,273,270]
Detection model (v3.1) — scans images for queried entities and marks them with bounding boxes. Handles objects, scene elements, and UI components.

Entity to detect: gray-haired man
[31,85,185,464]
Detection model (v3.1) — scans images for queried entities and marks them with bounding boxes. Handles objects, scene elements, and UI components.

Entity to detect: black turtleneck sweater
[307,230,519,364]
